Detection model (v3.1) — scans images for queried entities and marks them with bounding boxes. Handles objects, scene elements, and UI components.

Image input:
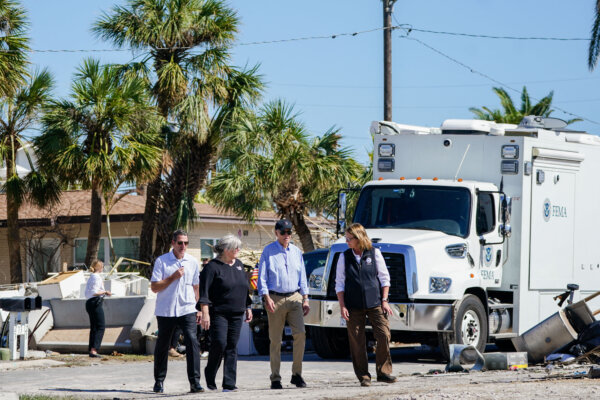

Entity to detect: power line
[406,27,589,41]
[270,76,600,90]
[0,26,393,54]
[0,22,589,54]
[402,35,600,125]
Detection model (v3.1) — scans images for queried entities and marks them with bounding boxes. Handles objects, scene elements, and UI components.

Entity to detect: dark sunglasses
[176,241,189,246]
[279,230,293,235]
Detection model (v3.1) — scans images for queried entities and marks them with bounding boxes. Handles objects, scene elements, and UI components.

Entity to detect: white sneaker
[201,351,209,359]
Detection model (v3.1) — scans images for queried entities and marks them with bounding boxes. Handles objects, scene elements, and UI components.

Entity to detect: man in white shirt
[150,229,202,393]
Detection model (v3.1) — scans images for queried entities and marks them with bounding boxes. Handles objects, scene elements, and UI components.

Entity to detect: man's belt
[269,290,298,297]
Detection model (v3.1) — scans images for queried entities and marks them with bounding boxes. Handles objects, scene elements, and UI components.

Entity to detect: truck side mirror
[500,194,512,224]
[498,194,512,238]
[337,192,348,235]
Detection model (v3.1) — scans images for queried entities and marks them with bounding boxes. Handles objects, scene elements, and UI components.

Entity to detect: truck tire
[438,294,488,361]
[252,331,270,355]
[310,327,350,359]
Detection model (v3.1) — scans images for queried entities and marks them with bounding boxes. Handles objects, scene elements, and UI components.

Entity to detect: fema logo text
[543,198,567,222]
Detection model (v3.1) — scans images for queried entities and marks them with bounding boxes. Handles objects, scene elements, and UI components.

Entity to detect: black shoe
[290,374,307,388]
[153,381,164,393]
[376,374,397,383]
[222,386,238,392]
[206,383,217,391]
[270,380,283,389]
[89,352,101,358]
[190,382,204,393]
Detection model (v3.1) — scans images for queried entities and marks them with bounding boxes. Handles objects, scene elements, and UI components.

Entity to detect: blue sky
[24,1,600,164]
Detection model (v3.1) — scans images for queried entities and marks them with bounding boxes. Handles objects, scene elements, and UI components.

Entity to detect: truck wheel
[438,294,488,361]
[252,331,270,355]
[310,327,350,359]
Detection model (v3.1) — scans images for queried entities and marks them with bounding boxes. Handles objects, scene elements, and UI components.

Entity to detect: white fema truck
[305,116,600,359]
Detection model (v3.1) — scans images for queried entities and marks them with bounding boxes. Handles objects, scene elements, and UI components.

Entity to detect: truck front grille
[382,252,409,302]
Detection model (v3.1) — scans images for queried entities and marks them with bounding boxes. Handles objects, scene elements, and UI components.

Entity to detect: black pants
[205,311,244,388]
[155,313,200,384]
[170,326,182,349]
[85,297,105,352]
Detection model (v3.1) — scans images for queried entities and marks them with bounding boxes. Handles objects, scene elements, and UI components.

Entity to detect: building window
[74,237,139,266]
[200,238,217,260]
[112,238,140,261]
[74,238,106,265]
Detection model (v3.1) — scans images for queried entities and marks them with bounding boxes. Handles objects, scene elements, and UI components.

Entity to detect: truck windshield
[353,185,471,237]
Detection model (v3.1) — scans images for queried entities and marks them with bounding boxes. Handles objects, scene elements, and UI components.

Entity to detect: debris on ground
[445,344,528,373]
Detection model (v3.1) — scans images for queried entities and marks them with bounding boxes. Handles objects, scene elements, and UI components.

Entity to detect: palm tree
[0,0,30,98]
[469,86,581,125]
[589,1,600,70]
[208,101,363,251]
[93,0,262,261]
[0,69,59,283]
[35,59,162,267]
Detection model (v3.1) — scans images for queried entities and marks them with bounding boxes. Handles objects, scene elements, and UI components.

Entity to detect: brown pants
[266,292,306,382]
[347,306,392,382]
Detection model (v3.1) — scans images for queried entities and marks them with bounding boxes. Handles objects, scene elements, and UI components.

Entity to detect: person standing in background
[85,260,111,358]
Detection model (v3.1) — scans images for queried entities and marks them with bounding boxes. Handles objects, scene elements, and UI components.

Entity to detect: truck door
[475,192,502,287]
[529,148,582,289]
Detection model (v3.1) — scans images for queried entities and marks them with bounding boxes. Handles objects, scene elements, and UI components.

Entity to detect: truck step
[489,332,518,339]
[488,303,514,310]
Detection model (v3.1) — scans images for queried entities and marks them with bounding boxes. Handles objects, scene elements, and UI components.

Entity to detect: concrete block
[38,271,85,299]
[50,296,146,328]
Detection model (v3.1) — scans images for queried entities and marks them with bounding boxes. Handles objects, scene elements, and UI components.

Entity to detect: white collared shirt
[85,273,105,299]
[151,251,200,317]
[335,247,390,294]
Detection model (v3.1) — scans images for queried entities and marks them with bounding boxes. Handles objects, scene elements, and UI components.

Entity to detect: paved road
[1,350,598,399]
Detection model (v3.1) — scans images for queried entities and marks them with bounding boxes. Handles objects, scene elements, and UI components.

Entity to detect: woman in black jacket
[198,234,252,392]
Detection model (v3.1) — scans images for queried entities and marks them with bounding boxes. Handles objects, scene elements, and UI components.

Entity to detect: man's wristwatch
[381,297,389,302]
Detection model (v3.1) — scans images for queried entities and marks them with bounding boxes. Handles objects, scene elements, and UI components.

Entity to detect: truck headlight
[445,243,468,258]
[429,277,452,293]
[308,267,325,290]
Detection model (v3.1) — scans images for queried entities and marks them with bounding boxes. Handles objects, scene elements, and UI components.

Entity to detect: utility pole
[383,0,396,121]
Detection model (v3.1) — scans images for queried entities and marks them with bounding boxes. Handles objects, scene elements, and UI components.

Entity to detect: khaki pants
[347,306,392,382]
[267,292,306,382]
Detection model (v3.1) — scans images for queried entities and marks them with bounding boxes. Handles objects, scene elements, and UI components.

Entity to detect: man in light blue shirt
[258,219,309,390]
[150,229,203,394]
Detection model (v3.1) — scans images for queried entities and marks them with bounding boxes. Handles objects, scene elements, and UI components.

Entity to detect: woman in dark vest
[335,223,396,386]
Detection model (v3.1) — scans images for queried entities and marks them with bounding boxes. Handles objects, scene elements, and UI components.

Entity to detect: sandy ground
[0,350,599,399]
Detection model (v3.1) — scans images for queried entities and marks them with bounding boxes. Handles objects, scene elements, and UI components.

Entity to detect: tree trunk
[6,157,23,283]
[106,212,117,264]
[139,175,161,266]
[288,210,315,252]
[153,139,215,259]
[84,185,103,267]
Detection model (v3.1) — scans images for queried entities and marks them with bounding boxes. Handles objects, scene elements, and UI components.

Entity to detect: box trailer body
[305,118,600,358]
